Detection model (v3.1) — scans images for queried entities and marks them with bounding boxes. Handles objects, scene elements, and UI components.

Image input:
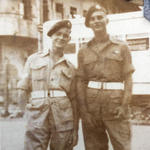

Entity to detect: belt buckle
[48,91,50,97]
[101,82,104,90]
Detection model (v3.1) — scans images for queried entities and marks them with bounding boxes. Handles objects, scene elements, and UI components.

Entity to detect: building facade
[0,0,96,104]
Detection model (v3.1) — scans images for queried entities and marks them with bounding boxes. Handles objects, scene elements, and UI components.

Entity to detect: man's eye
[56,32,61,36]
[97,15,103,20]
[63,34,69,38]
[90,17,95,21]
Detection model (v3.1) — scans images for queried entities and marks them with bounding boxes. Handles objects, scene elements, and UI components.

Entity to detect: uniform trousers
[24,97,73,150]
[82,88,131,150]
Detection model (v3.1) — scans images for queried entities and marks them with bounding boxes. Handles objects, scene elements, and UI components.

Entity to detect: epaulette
[110,37,127,45]
[66,59,75,69]
[39,49,50,57]
[27,52,39,62]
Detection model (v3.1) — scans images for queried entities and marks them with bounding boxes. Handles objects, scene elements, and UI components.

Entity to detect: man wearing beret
[16,20,78,150]
[76,5,134,150]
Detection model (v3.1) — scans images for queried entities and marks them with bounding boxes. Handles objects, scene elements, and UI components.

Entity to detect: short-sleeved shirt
[77,38,134,82]
[18,50,76,97]
[17,50,76,131]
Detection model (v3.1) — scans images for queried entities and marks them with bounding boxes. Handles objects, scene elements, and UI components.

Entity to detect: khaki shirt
[77,38,134,82]
[18,50,76,93]
[18,50,76,131]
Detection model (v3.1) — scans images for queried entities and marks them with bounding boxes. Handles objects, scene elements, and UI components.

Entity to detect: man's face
[51,28,71,49]
[89,11,108,32]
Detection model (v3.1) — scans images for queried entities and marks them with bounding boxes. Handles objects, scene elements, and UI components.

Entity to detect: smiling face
[89,11,108,33]
[51,27,71,52]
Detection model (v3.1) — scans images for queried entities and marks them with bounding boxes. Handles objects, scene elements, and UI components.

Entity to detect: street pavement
[1,119,150,150]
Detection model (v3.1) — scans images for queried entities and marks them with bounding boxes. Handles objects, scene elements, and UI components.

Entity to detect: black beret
[47,20,72,37]
[85,5,107,27]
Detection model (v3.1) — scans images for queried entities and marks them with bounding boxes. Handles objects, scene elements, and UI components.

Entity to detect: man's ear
[68,36,71,42]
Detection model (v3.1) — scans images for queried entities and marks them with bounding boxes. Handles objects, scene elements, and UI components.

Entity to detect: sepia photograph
[0,0,150,150]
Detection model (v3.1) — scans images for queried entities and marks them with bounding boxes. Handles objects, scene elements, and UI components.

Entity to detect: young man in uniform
[76,5,134,150]
[17,20,78,150]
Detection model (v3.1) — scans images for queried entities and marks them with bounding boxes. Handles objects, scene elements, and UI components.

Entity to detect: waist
[88,81,124,90]
[31,90,67,99]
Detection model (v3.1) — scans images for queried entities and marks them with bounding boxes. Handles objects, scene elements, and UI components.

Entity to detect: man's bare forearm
[76,77,89,115]
[18,89,28,111]
[122,74,132,105]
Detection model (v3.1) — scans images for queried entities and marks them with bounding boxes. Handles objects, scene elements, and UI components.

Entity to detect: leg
[82,119,109,150]
[50,130,73,150]
[102,90,131,150]
[24,101,51,150]
[82,88,109,150]
[104,120,131,150]
[25,125,51,150]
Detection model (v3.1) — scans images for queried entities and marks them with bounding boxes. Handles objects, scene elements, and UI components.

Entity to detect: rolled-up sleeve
[122,45,135,78]
[17,58,31,90]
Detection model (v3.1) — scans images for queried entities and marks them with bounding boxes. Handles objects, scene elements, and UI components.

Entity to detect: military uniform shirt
[18,50,76,94]
[77,38,134,82]
[17,50,76,132]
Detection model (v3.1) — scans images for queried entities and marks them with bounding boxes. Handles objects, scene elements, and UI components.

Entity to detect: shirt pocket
[105,52,123,74]
[105,52,123,62]
[31,63,47,80]
[60,67,73,92]
[83,55,97,75]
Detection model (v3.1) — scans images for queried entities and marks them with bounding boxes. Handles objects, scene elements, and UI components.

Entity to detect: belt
[31,90,67,99]
[88,81,124,90]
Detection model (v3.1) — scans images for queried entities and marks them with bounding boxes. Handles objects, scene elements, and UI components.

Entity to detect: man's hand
[72,129,78,146]
[67,129,78,148]
[37,24,43,33]
[114,105,129,119]
[9,110,24,119]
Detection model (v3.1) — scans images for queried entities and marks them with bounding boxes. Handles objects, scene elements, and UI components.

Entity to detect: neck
[51,47,64,63]
[94,31,109,43]
[52,47,64,57]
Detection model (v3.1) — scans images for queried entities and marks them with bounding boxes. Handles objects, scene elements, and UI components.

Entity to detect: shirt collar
[39,48,67,65]
[55,56,66,65]
[40,49,50,57]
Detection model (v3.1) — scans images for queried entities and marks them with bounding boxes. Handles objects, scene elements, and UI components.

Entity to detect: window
[22,0,32,20]
[70,7,77,18]
[56,3,64,18]
[127,38,149,51]
[126,33,149,51]
[43,0,49,22]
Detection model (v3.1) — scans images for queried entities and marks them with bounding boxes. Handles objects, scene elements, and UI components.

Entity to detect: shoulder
[26,51,48,69]
[65,59,76,77]
[110,37,129,52]
[110,37,128,47]
[26,51,42,63]
[78,42,89,57]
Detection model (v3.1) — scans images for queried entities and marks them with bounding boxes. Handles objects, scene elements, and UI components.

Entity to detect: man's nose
[59,34,64,39]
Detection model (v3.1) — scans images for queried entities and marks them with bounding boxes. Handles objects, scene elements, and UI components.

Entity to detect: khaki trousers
[24,97,73,150]
[82,88,131,150]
